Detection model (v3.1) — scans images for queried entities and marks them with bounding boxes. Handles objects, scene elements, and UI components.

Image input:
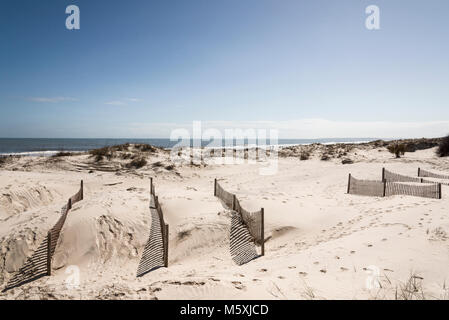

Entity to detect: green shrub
[387,143,406,158]
[136,144,157,152]
[110,143,129,152]
[300,151,310,161]
[126,157,147,169]
[165,164,175,171]
[89,147,114,162]
[437,135,449,157]
[152,161,164,167]
[52,151,73,157]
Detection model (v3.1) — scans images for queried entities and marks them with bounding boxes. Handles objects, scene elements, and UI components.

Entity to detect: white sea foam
[0,150,85,157]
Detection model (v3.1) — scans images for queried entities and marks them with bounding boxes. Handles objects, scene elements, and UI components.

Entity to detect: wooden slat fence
[214,179,265,265]
[347,174,385,197]
[3,180,84,291]
[384,168,449,187]
[347,173,441,199]
[418,168,449,181]
[385,182,440,199]
[382,168,422,183]
[137,178,169,277]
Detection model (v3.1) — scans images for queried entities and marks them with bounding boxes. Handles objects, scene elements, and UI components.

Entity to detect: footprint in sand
[340,267,348,271]
[299,272,308,276]
[232,281,245,290]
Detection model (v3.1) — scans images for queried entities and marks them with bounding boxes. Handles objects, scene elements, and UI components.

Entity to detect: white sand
[1,145,449,300]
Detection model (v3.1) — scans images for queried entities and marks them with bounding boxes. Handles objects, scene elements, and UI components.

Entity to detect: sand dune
[1,144,449,299]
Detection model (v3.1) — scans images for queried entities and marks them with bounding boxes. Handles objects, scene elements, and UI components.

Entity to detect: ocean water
[0,138,378,156]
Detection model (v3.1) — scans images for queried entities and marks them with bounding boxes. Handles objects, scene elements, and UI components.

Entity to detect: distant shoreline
[0,138,380,156]
[0,137,442,157]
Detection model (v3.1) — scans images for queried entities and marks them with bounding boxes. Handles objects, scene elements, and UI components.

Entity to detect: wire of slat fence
[421,178,449,186]
[4,181,84,292]
[137,178,169,277]
[214,179,265,260]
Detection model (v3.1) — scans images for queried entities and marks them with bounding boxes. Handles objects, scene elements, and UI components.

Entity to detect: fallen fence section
[214,179,265,265]
[347,174,441,199]
[4,181,84,291]
[418,168,449,180]
[137,178,169,277]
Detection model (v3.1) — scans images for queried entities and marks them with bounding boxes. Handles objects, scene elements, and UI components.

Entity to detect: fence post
[164,224,169,267]
[382,168,385,181]
[261,208,265,256]
[150,177,153,195]
[383,180,387,197]
[47,231,52,276]
[347,174,351,194]
[232,194,236,211]
[418,168,421,177]
[438,183,442,199]
[68,198,72,210]
[80,180,84,200]
[214,179,217,197]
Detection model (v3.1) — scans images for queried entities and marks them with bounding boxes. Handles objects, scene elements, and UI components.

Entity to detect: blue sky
[1,0,449,138]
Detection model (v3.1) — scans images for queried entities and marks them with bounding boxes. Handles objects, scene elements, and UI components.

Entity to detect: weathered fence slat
[348,172,442,199]
[214,179,265,264]
[137,178,169,277]
[4,180,84,292]
[418,168,449,180]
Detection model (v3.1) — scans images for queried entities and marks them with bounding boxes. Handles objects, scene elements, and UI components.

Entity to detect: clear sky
[1,0,449,138]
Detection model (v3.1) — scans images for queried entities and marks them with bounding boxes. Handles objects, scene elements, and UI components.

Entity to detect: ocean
[0,138,379,156]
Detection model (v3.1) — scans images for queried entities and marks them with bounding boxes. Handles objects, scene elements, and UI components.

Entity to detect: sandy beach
[1,141,448,300]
